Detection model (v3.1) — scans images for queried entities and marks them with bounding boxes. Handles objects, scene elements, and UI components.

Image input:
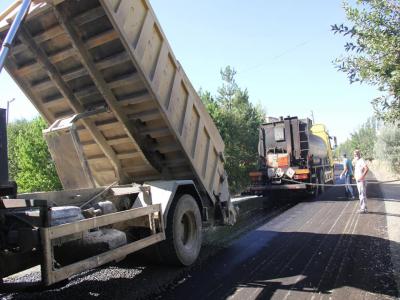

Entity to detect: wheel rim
[179,211,197,249]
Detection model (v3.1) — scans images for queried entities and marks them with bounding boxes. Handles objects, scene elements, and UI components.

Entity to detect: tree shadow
[1,171,398,299]
[246,231,397,299]
[367,211,400,218]
[367,183,400,201]
[6,229,396,300]
[158,171,400,299]
[161,230,398,299]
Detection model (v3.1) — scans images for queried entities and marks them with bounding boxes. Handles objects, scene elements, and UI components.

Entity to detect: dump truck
[0,0,236,286]
[247,116,336,197]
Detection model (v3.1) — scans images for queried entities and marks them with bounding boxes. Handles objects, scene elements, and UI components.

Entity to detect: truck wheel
[312,176,320,199]
[159,194,202,266]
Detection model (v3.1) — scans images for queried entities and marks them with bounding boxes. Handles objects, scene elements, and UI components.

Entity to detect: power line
[237,31,326,76]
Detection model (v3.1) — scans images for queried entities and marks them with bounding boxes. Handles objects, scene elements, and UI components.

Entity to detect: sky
[0,0,380,144]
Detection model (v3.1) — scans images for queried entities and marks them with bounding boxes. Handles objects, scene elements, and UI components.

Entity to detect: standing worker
[340,154,355,199]
[353,149,369,213]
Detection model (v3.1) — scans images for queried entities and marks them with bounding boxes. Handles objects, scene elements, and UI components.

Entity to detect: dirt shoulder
[368,160,400,182]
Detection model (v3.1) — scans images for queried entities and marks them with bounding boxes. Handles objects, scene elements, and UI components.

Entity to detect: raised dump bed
[0,0,228,204]
[0,1,238,286]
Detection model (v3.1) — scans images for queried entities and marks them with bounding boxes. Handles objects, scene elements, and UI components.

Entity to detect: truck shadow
[230,231,398,299]
[0,201,283,299]
[152,172,399,299]
[2,173,399,299]
[5,230,396,300]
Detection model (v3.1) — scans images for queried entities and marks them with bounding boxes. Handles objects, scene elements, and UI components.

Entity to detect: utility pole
[310,110,315,124]
[6,98,15,124]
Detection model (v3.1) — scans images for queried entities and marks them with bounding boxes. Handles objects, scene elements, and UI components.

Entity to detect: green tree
[336,138,354,158]
[349,117,378,160]
[336,117,378,161]
[7,119,29,181]
[200,66,265,193]
[332,0,400,122]
[7,117,61,193]
[374,123,400,173]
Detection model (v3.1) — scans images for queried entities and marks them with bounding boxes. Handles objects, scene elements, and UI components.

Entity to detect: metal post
[0,0,32,73]
[0,109,8,186]
[40,227,53,286]
[6,98,15,124]
[310,110,315,124]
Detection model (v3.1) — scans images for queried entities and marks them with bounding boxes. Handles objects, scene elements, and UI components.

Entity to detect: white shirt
[354,158,367,181]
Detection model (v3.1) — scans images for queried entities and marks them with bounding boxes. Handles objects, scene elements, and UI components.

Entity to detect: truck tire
[159,194,202,266]
[311,175,320,200]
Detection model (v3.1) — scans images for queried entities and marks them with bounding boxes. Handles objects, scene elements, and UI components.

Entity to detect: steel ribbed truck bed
[0,0,227,203]
[0,0,235,286]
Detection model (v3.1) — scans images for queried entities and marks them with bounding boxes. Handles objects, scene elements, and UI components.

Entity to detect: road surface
[2,172,399,299]
[160,174,400,300]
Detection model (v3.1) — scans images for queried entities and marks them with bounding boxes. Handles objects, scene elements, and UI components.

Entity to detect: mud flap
[216,171,238,226]
[227,202,238,225]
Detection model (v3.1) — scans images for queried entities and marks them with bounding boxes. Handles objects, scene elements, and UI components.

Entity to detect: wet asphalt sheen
[1,173,399,300]
[161,177,399,300]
